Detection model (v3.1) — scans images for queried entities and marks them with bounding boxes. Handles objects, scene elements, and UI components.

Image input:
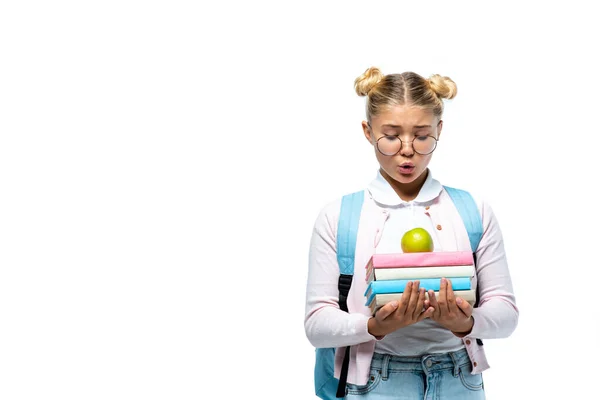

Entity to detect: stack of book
[364,251,476,315]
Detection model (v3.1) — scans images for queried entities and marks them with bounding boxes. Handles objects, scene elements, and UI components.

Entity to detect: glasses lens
[377,136,401,156]
[413,136,437,155]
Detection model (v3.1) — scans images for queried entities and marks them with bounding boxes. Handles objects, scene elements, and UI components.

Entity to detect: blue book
[364,277,471,306]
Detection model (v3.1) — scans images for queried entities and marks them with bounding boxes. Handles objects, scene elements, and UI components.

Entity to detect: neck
[381,168,429,202]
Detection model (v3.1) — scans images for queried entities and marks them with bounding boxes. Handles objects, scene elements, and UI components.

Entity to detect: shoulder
[313,190,368,230]
[442,185,497,227]
[311,195,343,236]
[316,197,342,221]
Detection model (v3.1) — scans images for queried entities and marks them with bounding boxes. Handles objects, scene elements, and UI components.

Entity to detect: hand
[424,277,474,335]
[368,281,434,338]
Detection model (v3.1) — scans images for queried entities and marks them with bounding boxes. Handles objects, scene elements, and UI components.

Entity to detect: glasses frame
[367,122,439,156]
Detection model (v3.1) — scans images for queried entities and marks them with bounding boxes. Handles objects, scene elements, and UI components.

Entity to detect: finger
[438,278,449,315]
[413,287,426,319]
[446,278,458,314]
[426,290,440,319]
[376,299,400,320]
[423,299,431,310]
[418,306,435,321]
[397,281,412,315]
[406,280,420,315]
[456,297,473,318]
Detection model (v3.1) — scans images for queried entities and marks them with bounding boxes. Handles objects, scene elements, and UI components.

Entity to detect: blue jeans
[345,348,485,399]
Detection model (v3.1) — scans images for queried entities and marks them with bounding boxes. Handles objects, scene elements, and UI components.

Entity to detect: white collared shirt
[368,168,443,255]
[368,168,467,356]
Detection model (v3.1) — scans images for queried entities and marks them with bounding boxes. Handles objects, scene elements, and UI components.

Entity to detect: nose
[399,140,414,157]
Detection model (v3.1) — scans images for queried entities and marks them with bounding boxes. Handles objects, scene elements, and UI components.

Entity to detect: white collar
[367,168,443,206]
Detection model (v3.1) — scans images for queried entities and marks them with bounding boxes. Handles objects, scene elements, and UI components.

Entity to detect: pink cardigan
[304,187,519,385]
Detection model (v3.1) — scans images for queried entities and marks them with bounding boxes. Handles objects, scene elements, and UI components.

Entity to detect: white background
[1,1,599,399]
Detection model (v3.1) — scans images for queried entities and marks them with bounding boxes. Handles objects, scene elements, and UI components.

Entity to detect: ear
[437,119,443,140]
[362,121,374,144]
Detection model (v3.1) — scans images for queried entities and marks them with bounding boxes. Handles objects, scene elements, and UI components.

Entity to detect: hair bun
[354,67,385,97]
[427,74,457,99]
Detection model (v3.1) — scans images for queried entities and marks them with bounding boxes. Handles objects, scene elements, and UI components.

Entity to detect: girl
[304,67,518,399]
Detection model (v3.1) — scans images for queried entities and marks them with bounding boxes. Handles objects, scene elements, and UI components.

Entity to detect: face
[362,104,443,187]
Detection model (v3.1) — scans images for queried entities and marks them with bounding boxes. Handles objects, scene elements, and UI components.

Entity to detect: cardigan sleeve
[304,200,378,348]
[468,198,519,339]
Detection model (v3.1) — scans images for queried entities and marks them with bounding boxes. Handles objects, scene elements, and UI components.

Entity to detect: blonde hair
[354,67,457,123]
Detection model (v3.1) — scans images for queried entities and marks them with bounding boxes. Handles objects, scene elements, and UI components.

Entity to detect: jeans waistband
[370,348,470,379]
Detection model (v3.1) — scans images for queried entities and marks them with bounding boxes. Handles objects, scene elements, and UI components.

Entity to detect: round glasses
[375,135,438,156]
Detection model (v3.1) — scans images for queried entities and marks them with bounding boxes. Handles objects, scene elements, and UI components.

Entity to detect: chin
[395,174,419,184]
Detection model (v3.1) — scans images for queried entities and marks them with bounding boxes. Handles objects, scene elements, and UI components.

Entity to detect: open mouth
[399,164,415,174]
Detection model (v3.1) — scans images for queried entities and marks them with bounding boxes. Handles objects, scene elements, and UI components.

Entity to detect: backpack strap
[443,186,483,253]
[443,186,484,346]
[335,190,364,397]
[336,190,364,309]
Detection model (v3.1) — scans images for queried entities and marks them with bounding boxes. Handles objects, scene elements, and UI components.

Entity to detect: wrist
[368,317,385,340]
[452,316,474,337]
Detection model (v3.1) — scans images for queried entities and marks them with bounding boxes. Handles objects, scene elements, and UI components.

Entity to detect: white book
[367,265,475,283]
[368,289,476,315]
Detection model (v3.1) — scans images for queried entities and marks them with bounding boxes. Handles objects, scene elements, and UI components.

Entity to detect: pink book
[365,251,474,270]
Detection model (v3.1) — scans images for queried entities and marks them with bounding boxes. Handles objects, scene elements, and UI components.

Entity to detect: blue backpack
[313,186,484,399]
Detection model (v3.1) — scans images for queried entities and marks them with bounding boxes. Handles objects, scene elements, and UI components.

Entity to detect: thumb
[456,297,473,317]
[376,300,399,320]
